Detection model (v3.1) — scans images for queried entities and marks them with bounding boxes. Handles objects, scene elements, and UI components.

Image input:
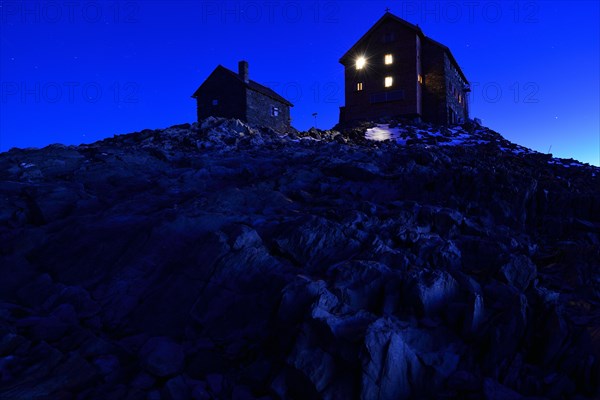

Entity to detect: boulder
[361,318,422,400]
[140,337,184,377]
[404,269,459,316]
[499,254,537,291]
[163,375,191,400]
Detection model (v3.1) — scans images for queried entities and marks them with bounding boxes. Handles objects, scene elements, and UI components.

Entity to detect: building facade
[339,12,469,125]
[192,61,293,132]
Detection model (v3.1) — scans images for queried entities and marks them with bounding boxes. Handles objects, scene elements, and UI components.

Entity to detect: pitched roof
[339,12,468,83]
[339,12,423,64]
[192,65,293,107]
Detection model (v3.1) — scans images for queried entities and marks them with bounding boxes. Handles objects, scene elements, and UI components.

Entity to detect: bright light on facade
[356,57,366,70]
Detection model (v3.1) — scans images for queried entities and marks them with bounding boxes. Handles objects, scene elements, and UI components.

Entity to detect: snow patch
[365,124,404,142]
[438,133,471,146]
[548,159,588,169]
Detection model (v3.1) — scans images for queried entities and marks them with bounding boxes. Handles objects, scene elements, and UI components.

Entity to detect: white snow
[365,124,404,142]
[439,133,470,146]
[365,124,477,146]
[362,124,595,175]
[548,159,588,169]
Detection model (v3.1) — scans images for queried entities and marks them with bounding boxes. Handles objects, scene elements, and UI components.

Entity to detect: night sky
[1,0,599,165]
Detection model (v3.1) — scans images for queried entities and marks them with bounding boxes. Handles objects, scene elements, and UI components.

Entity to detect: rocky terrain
[0,117,599,399]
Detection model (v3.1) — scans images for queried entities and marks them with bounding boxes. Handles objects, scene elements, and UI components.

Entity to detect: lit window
[418,74,423,84]
[271,106,279,117]
[357,82,363,91]
[212,99,218,106]
[356,57,366,70]
[384,54,393,65]
[385,76,393,88]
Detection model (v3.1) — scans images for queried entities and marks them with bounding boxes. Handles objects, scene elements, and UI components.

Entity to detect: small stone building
[192,61,293,132]
[339,12,469,125]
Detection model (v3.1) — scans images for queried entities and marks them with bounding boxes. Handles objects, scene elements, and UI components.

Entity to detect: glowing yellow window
[418,74,423,84]
[385,76,393,88]
[385,54,393,65]
[357,82,363,91]
[355,57,366,70]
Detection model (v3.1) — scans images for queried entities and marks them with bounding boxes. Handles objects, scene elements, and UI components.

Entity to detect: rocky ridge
[0,117,599,399]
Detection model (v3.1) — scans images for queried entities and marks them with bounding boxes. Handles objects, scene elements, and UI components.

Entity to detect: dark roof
[192,65,293,107]
[339,12,468,83]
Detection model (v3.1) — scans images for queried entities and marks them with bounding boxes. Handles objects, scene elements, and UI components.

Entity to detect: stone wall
[444,55,469,124]
[421,40,447,125]
[245,89,291,132]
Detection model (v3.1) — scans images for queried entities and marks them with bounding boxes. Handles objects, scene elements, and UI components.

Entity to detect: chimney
[239,60,249,83]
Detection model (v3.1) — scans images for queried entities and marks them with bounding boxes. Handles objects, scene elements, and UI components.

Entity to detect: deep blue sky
[1,0,599,165]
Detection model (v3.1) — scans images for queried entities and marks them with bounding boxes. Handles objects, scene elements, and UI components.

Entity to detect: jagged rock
[0,349,97,398]
[163,375,191,400]
[92,354,119,376]
[361,318,422,400]
[16,315,72,342]
[191,382,211,400]
[362,318,462,400]
[326,260,397,312]
[499,254,537,291]
[483,378,523,400]
[286,328,336,395]
[206,373,225,395]
[273,216,362,270]
[404,269,459,316]
[0,118,598,398]
[131,372,155,390]
[139,337,184,377]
